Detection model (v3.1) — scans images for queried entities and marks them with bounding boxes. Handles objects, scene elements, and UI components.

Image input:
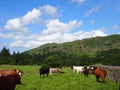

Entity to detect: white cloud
[64,30,106,41]
[0,32,14,39]
[41,5,57,16]
[22,8,42,25]
[4,8,42,34]
[4,18,28,34]
[14,35,26,40]
[84,5,100,16]
[42,19,83,35]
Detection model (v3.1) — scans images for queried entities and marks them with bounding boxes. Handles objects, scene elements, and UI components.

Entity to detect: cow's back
[0,70,17,77]
[94,68,107,77]
[39,66,49,74]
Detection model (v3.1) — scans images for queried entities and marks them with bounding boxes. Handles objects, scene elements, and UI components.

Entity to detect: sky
[0,0,120,53]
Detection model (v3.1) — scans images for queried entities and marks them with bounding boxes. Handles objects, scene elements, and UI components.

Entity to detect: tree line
[0,47,120,66]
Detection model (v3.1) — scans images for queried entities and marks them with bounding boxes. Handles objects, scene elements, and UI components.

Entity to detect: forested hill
[23,34,120,66]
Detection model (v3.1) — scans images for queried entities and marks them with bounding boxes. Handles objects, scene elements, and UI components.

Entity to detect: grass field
[0,65,119,90]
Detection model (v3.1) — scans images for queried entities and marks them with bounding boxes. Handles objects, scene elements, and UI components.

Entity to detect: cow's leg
[96,76,100,82]
[101,76,105,83]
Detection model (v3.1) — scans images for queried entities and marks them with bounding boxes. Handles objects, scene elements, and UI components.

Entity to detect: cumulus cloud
[3,5,58,35]
[22,8,42,25]
[4,18,28,34]
[84,5,100,16]
[42,19,83,35]
[41,5,57,16]
[62,30,106,42]
[4,8,42,34]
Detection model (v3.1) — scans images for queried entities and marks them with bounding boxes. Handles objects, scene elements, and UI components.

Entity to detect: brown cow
[0,74,21,90]
[0,69,23,77]
[92,67,107,83]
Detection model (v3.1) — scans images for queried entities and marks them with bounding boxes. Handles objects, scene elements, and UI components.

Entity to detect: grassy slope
[0,65,119,90]
[25,34,120,57]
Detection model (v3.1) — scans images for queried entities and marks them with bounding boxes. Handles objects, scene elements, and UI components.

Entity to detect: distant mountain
[23,34,120,66]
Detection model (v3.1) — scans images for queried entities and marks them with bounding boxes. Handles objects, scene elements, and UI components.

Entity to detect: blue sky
[0,0,120,53]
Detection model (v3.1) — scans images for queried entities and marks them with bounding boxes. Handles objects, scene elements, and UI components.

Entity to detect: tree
[0,47,11,64]
[44,54,62,68]
[0,47,10,57]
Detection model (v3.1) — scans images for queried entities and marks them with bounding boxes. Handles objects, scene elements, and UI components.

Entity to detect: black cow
[39,66,50,78]
[82,66,89,77]
[0,75,21,90]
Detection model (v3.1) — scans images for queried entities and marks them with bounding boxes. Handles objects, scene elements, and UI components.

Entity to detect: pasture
[0,65,119,90]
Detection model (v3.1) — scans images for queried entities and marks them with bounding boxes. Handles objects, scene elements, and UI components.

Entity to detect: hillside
[23,34,120,66]
[25,34,120,56]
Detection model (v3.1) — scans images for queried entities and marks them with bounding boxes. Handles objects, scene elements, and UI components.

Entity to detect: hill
[23,34,120,66]
[25,34,120,56]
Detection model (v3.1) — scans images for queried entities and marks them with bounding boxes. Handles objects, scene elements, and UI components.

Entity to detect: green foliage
[44,54,62,68]
[0,47,11,64]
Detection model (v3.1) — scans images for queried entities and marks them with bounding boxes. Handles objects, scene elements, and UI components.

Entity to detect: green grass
[0,65,119,90]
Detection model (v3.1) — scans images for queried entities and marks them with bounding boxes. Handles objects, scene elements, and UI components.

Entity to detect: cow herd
[0,65,107,90]
[71,65,107,82]
[39,65,107,83]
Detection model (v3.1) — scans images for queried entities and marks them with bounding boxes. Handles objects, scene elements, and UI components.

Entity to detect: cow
[82,66,90,77]
[0,74,21,90]
[0,69,23,78]
[72,66,84,74]
[15,69,23,78]
[92,67,107,83]
[39,66,50,78]
[49,68,61,75]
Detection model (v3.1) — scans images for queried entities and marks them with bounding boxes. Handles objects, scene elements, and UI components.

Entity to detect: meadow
[0,65,119,90]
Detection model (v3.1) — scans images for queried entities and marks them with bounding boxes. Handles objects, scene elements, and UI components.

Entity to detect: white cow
[49,68,61,75]
[72,66,84,74]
